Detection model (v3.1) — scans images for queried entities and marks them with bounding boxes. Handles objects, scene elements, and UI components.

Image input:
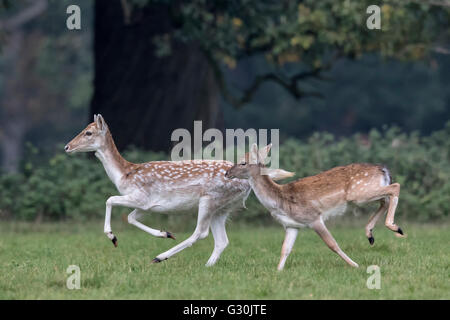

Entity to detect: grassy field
[0,220,448,299]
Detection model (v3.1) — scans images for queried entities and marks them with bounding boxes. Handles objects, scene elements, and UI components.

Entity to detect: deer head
[226,143,292,180]
[65,114,109,153]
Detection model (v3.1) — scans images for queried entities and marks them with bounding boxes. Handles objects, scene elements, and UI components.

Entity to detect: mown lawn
[0,220,448,299]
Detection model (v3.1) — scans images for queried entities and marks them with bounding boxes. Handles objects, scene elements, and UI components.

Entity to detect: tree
[91,0,222,152]
[0,0,93,172]
[0,0,48,172]
[91,0,450,152]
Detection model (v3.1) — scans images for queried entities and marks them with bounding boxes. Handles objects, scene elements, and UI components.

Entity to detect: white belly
[144,193,199,213]
[321,203,347,221]
[271,210,307,228]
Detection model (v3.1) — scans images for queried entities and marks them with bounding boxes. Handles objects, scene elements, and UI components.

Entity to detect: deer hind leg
[152,196,215,264]
[362,183,404,238]
[383,183,405,237]
[205,212,230,267]
[365,198,389,245]
[277,227,298,271]
[127,209,175,239]
[310,218,359,268]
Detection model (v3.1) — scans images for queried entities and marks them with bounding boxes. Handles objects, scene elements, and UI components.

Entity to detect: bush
[276,124,450,222]
[0,124,449,222]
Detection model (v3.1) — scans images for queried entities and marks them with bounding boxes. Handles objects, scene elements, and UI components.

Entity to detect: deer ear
[258,143,272,164]
[249,143,259,164]
[94,114,100,127]
[96,114,108,133]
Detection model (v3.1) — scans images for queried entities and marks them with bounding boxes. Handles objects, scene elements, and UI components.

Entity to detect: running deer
[64,115,293,266]
[225,143,405,270]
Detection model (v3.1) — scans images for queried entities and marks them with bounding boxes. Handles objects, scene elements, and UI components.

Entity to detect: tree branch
[120,0,133,25]
[0,0,47,31]
[205,49,342,108]
[432,45,450,54]
[406,0,450,8]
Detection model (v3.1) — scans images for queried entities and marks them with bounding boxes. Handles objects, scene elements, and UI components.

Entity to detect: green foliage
[0,124,449,222]
[224,54,450,137]
[240,123,450,222]
[0,148,168,221]
[277,123,450,222]
[0,153,112,221]
[141,0,449,66]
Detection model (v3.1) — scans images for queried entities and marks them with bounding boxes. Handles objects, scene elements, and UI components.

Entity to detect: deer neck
[248,168,282,211]
[95,132,130,187]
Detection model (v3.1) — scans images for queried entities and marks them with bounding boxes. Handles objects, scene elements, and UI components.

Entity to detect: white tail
[226,143,404,270]
[65,115,293,266]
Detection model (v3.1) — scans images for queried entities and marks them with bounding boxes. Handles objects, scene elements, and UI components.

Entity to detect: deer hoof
[151,257,162,264]
[397,227,404,235]
[112,236,118,247]
[368,236,375,246]
[166,231,176,240]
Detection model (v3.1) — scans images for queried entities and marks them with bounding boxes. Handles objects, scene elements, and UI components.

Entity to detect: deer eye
[85,131,92,136]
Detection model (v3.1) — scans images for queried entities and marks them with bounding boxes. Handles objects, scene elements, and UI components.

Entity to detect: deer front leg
[104,194,144,247]
[127,209,175,239]
[104,197,117,247]
[310,218,359,268]
[277,227,298,271]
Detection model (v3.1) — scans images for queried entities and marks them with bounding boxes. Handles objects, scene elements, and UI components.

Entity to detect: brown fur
[226,144,405,269]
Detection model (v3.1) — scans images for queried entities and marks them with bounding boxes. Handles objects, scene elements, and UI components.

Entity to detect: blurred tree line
[0,0,449,174]
[1,123,449,222]
[0,0,93,172]
[225,53,450,139]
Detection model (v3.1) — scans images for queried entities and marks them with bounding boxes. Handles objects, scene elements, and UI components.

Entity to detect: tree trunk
[0,0,48,173]
[0,30,46,173]
[0,117,27,173]
[91,0,223,152]
[0,31,27,173]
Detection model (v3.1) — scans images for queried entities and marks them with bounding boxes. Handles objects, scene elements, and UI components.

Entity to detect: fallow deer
[65,115,293,266]
[225,143,405,270]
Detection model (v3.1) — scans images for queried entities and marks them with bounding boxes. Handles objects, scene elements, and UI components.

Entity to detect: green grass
[0,220,448,299]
